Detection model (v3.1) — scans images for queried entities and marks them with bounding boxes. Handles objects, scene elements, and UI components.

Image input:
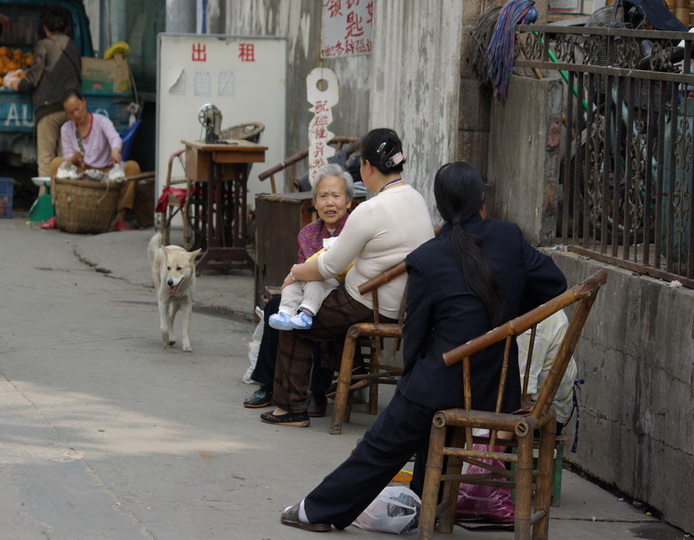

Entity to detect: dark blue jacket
[397,216,567,413]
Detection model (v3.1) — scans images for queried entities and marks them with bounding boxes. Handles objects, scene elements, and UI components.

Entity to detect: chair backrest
[121,119,142,162]
[442,269,607,442]
[258,136,360,193]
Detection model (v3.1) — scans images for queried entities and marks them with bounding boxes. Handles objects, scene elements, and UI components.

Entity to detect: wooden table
[182,139,266,273]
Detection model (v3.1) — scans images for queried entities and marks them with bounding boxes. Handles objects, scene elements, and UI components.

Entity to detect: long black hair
[434,162,506,327]
[360,128,406,175]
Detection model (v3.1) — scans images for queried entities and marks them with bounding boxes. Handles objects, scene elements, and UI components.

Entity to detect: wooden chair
[160,122,265,247]
[258,137,359,193]
[329,261,407,435]
[418,269,608,540]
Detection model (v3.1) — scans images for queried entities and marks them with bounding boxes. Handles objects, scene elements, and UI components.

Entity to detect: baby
[269,237,352,331]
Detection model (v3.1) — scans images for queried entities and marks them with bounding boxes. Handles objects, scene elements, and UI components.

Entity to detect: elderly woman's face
[314,175,350,227]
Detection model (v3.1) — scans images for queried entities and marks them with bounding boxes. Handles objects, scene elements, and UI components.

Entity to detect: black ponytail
[434,162,506,327]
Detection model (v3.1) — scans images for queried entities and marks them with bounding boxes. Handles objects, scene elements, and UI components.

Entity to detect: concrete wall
[369,0,464,217]
[488,75,563,246]
[217,0,370,189]
[550,251,694,534]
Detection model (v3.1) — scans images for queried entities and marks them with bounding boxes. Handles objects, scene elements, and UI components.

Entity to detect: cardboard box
[81,53,132,94]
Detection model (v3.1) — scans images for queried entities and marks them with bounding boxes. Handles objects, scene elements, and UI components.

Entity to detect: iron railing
[516,25,694,287]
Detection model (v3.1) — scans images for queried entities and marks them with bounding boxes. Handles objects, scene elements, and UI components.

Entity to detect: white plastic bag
[242,307,264,384]
[353,486,421,534]
[107,162,126,183]
[56,161,79,180]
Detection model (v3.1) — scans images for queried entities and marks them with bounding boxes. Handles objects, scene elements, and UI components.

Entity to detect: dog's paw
[182,345,193,353]
[169,340,176,346]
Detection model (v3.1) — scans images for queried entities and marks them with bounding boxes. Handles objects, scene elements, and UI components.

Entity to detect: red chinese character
[238,43,255,62]
[345,11,364,38]
[311,158,324,169]
[325,0,342,18]
[314,100,329,114]
[346,0,360,8]
[314,114,329,127]
[315,127,328,139]
[192,43,207,62]
[367,1,373,24]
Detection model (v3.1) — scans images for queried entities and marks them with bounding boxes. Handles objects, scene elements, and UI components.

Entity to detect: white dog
[148,232,201,352]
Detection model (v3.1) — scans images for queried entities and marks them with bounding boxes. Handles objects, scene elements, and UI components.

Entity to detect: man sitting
[48,89,140,231]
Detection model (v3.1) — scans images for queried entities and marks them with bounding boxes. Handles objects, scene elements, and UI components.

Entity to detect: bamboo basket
[54,178,120,234]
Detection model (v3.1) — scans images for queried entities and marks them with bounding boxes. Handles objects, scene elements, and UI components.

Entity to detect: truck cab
[0,0,135,168]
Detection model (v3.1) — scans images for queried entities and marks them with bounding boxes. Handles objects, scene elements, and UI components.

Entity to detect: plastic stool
[28,177,55,222]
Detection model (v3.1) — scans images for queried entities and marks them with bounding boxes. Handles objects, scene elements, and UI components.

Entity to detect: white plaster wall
[369,0,464,217]
[222,0,371,190]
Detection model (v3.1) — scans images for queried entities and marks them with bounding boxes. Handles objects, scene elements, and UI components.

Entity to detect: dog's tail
[148,231,163,263]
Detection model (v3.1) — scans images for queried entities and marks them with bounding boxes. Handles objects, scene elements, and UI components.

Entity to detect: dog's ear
[189,249,202,261]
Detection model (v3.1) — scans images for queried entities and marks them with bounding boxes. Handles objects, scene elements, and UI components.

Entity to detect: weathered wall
[218,0,370,189]
[456,0,548,178]
[549,251,694,535]
[369,0,464,216]
[488,75,563,245]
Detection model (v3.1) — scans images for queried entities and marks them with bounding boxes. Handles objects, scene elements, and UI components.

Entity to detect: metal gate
[516,24,694,287]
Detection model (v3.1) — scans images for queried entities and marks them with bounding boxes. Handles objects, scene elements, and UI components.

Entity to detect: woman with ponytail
[279,161,567,533]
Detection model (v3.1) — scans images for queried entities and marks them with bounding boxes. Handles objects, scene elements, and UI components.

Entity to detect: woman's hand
[111,147,122,164]
[280,264,298,290]
[69,151,84,168]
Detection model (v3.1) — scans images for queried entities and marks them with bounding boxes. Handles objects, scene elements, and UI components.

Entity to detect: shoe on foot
[280,503,331,532]
[111,219,132,232]
[307,393,327,417]
[260,410,310,427]
[244,384,273,408]
[288,311,313,330]
[40,216,57,229]
[269,311,293,331]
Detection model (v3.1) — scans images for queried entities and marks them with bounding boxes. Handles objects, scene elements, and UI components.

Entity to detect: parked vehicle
[0,0,135,169]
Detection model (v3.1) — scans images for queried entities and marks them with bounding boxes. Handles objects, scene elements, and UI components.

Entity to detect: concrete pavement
[0,215,688,539]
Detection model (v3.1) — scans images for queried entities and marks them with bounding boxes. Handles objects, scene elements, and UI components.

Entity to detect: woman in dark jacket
[279,161,568,532]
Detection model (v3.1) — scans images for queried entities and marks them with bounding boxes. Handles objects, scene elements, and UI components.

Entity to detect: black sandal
[260,410,310,427]
[280,503,331,532]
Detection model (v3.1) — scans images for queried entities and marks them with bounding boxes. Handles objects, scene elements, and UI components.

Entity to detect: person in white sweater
[260,128,435,427]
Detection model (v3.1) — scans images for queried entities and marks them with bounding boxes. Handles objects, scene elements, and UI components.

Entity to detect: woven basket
[54,178,120,234]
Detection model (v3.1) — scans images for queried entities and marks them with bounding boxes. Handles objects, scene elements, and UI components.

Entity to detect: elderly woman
[260,128,435,428]
[244,164,355,416]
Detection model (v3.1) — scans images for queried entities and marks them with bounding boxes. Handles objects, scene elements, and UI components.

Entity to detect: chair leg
[533,424,556,540]
[368,338,382,415]
[514,434,533,540]
[437,427,464,533]
[329,332,358,435]
[551,439,565,507]
[418,423,446,540]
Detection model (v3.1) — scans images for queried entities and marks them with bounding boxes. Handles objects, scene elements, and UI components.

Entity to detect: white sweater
[317,184,434,319]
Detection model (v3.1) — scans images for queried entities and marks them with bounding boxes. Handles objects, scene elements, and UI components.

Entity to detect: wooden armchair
[258,137,359,193]
[329,261,407,435]
[418,269,608,540]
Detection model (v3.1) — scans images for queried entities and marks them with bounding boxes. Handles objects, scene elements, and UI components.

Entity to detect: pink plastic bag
[455,445,515,523]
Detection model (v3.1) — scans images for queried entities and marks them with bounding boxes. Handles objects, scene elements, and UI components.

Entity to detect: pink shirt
[61,113,122,169]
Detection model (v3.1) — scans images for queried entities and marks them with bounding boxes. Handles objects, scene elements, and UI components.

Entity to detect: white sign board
[156,33,287,206]
[321,0,373,59]
[307,67,339,186]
